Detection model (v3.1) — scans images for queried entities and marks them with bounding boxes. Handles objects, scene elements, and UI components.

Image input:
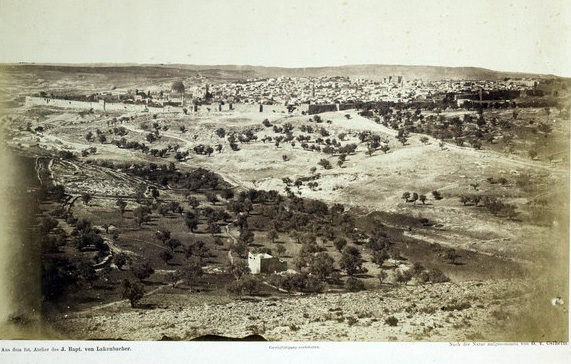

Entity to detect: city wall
[307,101,439,114]
[25,96,310,115]
[25,96,165,113]
[227,103,309,114]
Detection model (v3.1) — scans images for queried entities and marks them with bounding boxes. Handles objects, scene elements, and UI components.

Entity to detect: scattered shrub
[289,324,300,331]
[346,317,358,326]
[441,300,471,311]
[427,268,450,283]
[385,316,398,326]
[121,279,145,308]
[345,277,366,292]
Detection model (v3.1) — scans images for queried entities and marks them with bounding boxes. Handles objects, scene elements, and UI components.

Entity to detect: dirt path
[104,237,139,256]
[225,225,238,265]
[129,237,169,251]
[121,123,195,150]
[402,231,533,266]
[440,138,567,174]
[73,281,174,315]
[34,158,42,184]
[47,158,56,180]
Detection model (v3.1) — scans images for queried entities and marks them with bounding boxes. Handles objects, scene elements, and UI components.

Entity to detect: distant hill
[162,64,554,82]
[3,63,559,81]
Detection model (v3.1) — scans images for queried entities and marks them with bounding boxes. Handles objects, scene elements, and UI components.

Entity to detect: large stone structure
[247,252,287,274]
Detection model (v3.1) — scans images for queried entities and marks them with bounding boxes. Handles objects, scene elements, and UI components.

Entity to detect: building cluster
[36,75,542,110]
[196,76,541,106]
[206,76,419,105]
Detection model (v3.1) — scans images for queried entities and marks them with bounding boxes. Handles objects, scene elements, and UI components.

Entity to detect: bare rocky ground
[49,278,565,342]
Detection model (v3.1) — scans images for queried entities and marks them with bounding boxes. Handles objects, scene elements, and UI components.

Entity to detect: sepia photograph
[0,0,569,361]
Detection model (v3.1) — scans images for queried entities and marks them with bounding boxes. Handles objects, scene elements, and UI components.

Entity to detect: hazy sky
[0,0,569,76]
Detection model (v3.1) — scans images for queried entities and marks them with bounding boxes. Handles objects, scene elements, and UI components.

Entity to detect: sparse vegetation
[122,280,145,308]
[385,316,398,327]
[16,64,568,343]
[345,277,366,292]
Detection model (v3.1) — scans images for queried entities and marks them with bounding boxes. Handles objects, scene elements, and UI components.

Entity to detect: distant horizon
[1,0,569,78]
[0,61,563,78]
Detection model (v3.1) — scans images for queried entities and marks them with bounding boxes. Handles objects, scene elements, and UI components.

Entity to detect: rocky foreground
[49,278,565,342]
